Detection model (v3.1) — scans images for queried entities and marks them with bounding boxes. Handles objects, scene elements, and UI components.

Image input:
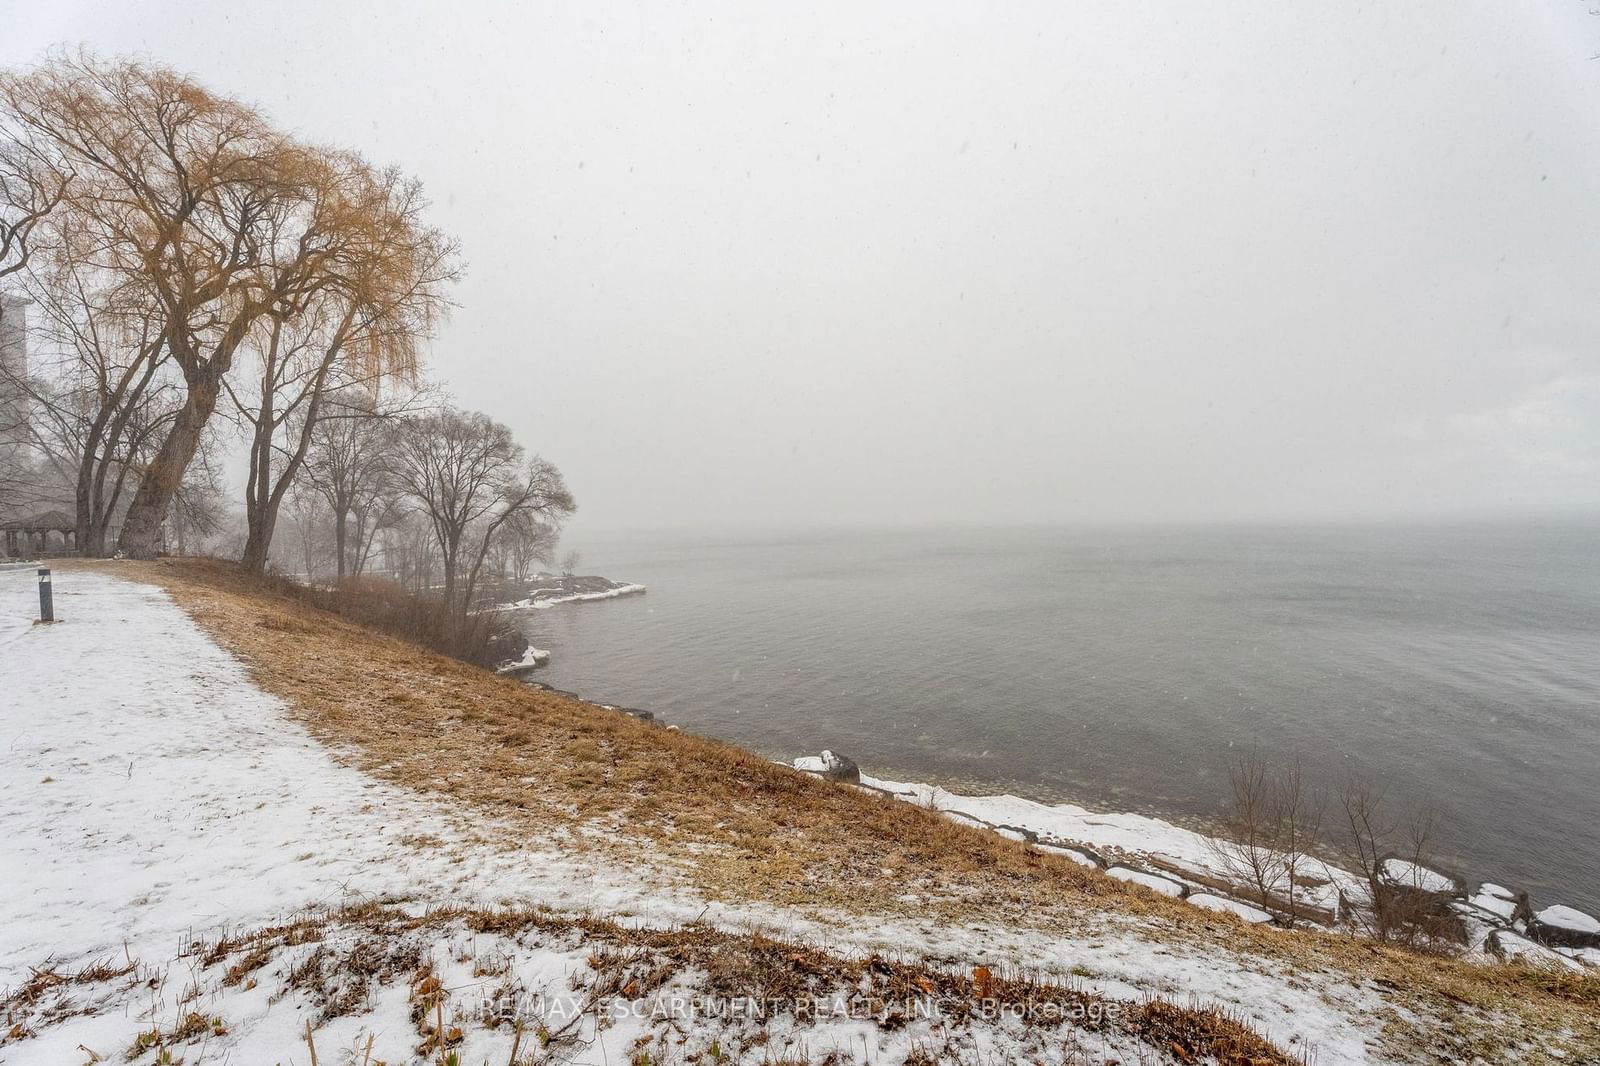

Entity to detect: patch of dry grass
[1,958,141,1050]
[71,557,1600,1063]
[194,901,1302,1066]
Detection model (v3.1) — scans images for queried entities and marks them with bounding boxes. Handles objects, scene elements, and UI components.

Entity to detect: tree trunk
[334,508,348,581]
[240,330,341,575]
[117,371,221,559]
[441,528,460,615]
[74,471,100,557]
[77,346,165,558]
[354,510,379,576]
[74,402,118,558]
[241,509,277,572]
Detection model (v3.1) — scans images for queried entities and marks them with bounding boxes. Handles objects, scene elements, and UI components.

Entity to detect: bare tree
[560,549,581,577]
[279,480,337,580]
[1209,752,1282,915]
[387,408,575,616]
[1,55,288,555]
[1207,751,1326,928]
[514,519,560,584]
[8,210,185,554]
[301,388,423,579]
[1339,775,1454,946]
[486,509,560,588]
[0,135,67,509]
[385,509,441,593]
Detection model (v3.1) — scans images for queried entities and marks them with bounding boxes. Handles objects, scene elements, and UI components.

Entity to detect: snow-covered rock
[1187,893,1275,924]
[495,644,551,673]
[1535,904,1600,934]
[791,749,861,783]
[1488,929,1588,971]
[1530,904,1600,949]
[1107,865,1186,897]
[1037,843,1101,867]
[1449,904,1503,955]
[1466,886,1520,922]
[861,773,1368,921]
[1379,858,1458,896]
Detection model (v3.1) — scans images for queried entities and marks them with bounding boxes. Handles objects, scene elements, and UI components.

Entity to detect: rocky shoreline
[789,750,1599,971]
[493,573,647,674]
[497,573,646,612]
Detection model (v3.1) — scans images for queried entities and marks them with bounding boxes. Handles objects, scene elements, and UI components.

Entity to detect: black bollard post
[37,567,53,623]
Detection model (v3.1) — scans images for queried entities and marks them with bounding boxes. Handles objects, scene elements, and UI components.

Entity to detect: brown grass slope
[77,558,1600,1063]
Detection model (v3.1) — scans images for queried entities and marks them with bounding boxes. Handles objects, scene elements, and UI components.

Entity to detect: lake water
[516,524,1600,913]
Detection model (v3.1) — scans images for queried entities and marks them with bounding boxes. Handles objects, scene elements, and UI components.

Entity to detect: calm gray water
[518,524,1600,913]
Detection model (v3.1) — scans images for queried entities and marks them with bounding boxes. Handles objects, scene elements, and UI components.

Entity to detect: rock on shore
[495,644,551,673]
[1531,904,1600,949]
[792,749,861,783]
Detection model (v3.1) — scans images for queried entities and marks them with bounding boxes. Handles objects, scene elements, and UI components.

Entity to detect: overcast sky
[6,1,1600,533]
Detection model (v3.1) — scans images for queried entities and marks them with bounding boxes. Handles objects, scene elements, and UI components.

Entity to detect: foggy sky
[6,1,1600,533]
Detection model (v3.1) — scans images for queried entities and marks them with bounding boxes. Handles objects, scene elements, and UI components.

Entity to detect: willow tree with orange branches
[0,52,456,558]
[228,159,457,573]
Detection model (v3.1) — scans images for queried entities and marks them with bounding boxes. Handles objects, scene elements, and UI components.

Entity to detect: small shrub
[178,560,522,668]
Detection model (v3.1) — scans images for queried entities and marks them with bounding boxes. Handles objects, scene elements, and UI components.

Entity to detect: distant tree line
[0,52,573,618]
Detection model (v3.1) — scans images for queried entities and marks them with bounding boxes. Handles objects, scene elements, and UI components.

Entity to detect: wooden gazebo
[1,509,77,558]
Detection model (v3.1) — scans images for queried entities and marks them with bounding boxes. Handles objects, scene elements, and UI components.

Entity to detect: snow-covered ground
[0,569,1540,1064]
[0,571,706,1061]
[0,573,670,971]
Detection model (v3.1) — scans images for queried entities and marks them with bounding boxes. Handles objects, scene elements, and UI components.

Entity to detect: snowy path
[0,571,1398,1063]
[0,570,666,983]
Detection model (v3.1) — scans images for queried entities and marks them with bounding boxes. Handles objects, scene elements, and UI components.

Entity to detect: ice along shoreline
[497,572,647,611]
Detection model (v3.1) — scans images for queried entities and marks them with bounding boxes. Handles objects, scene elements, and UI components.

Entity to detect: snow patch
[1186,893,1275,924]
[1467,888,1519,922]
[495,644,551,673]
[1379,858,1456,895]
[1037,844,1100,867]
[1106,866,1186,897]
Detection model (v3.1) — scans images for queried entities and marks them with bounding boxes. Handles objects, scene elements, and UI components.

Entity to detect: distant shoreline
[496,573,646,612]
